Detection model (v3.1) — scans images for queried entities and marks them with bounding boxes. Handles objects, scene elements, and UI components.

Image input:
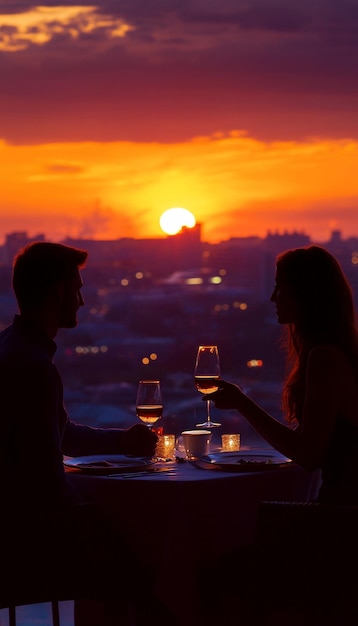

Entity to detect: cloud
[0,1,357,146]
[45,162,85,175]
[3,1,358,58]
[0,5,133,52]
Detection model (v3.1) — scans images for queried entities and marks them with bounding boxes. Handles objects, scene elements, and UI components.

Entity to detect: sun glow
[1,134,358,244]
[159,208,196,235]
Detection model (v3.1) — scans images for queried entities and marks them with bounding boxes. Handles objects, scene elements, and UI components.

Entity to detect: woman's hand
[204,379,245,410]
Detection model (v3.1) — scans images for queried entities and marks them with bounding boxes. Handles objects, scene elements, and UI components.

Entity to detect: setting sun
[159,208,196,236]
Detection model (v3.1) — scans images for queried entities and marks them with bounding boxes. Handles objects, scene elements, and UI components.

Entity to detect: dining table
[65,447,321,626]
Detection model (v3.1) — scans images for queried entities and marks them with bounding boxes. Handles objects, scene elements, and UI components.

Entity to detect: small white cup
[181,430,212,459]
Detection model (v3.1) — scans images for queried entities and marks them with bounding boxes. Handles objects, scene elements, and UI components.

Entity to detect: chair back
[255,500,358,624]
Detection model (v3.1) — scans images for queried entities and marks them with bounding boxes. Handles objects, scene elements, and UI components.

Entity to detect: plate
[64,454,154,474]
[199,450,292,472]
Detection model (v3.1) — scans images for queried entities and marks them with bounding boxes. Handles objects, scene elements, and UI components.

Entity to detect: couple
[2,240,358,625]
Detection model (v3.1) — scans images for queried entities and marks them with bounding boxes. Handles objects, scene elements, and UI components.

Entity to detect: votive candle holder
[155,434,176,459]
[221,434,241,452]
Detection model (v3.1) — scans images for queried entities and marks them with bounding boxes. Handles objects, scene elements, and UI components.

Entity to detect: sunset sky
[1,0,358,244]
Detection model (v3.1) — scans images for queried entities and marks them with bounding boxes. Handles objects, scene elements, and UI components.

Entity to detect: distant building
[1,231,45,266]
[63,223,203,275]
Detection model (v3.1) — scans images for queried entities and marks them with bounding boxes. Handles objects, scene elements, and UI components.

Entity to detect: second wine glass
[136,380,163,429]
[194,345,221,428]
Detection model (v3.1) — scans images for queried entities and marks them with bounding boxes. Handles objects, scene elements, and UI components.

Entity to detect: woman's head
[273,245,356,347]
[275,246,358,422]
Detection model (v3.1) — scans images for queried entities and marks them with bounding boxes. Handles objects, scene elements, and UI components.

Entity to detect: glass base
[196,420,221,428]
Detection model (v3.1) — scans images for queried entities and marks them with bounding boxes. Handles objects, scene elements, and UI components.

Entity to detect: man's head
[13,241,88,330]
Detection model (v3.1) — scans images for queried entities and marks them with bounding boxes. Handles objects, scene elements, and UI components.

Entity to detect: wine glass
[136,380,163,429]
[194,345,221,428]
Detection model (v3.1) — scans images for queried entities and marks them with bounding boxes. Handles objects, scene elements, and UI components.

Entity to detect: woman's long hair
[277,246,358,423]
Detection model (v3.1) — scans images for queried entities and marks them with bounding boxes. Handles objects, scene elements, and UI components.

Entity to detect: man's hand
[121,423,158,457]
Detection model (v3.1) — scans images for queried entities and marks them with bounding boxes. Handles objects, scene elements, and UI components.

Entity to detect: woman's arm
[208,346,342,471]
[208,380,303,464]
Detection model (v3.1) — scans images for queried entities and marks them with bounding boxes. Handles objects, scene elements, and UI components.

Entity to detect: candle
[155,434,176,459]
[221,434,241,452]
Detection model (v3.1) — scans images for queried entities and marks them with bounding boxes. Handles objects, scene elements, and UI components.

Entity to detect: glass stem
[206,399,211,424]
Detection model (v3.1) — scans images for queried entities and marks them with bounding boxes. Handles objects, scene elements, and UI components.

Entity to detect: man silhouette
[0,241,158,625]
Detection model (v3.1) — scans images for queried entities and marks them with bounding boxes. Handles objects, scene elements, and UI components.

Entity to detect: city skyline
[0,221,353,253]
[1,1,358,244]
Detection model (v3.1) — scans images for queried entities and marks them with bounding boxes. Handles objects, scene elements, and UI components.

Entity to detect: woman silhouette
[209,244,358,504]
[201,245,358,625]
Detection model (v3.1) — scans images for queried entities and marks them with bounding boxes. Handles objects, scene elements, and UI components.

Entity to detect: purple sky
[0,1,358,245]
[1,0,358,145]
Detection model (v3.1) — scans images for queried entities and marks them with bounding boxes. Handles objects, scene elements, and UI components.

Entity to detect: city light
[247,359,263,368]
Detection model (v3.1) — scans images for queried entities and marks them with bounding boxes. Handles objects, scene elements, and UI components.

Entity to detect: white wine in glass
[136,380,163,429]
[194,345,221,428]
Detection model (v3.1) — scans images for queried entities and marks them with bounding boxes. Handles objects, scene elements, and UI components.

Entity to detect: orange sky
[1,3,358,244]
[1,133,358,244]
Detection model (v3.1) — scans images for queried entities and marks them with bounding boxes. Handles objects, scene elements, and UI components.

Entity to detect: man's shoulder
[0,322,12,344]
[0,327,54,375]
